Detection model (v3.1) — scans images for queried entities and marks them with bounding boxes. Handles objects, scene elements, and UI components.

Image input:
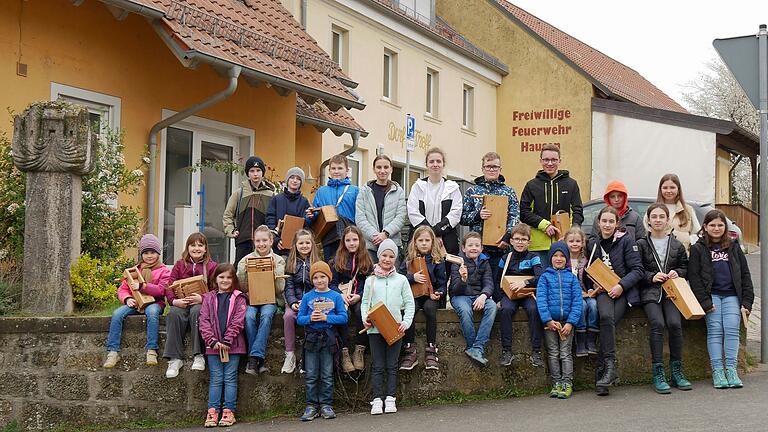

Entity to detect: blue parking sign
[406,114,415,141]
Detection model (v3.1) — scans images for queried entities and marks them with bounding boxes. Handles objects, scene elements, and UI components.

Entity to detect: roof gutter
[99,0,165,19]
[319,131,361,186]
[146,65,242,234]
[183,51,366,111]
[296,114,368,138]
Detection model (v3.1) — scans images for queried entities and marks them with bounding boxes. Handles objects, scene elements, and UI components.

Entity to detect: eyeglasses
[483,165,501,171]
[540,158,560,164]
[511,238,529,243]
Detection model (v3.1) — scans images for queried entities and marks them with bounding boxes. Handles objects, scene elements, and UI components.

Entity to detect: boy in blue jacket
[536,241,582,399]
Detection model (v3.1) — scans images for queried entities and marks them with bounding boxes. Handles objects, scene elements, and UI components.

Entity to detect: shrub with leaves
[70,253,126,310]
[0,133,25,261]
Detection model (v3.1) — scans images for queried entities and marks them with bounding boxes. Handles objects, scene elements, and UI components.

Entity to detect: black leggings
[338,301,368,348]
[404,296,438,344]
[596,293,628,360]
[643,296,683,363]
[369,334,402,399]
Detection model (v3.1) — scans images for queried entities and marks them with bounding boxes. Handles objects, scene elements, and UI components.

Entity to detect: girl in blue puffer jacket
[536,241,582,399]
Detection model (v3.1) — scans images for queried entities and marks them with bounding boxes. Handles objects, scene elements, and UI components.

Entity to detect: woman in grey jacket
[355,155,407,262]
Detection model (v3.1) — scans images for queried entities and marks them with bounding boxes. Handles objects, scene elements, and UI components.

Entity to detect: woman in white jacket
[407,147,463,256]
[355,155,407,262]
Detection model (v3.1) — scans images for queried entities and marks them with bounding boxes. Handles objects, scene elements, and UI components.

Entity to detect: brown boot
[352,344,366,370]
[340,347,355,373]
[425,343,439,370]
[399,343,418,370]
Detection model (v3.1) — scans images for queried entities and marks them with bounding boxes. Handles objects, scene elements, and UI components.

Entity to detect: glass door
[162,127,238,265]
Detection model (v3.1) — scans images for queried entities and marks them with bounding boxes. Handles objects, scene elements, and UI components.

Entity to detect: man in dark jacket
[461,152,520,294]
[266,167,310,255]
[449,232,496,366]
[520,144,583,259]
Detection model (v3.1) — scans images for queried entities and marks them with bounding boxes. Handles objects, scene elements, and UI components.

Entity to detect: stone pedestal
[12,102,95,314]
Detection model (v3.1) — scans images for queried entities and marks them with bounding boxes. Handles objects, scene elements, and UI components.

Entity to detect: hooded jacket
[223,179,278,246]
[399,254,448,296]
[117,264,171,310]
[461,175,520,244]
[329,256,372,296]
[360,271,416,335]
[449,252,494,298]
[266,188,310,234]
[520,170,584,252]
[166,258,218,303]
[636,233,688,305]
[590,181,646,241]
[689,240,754,312]
[198,289,248,355]
[494,250,543,301]
[356,180,407,251]
[283,257,314,307]
[536,242,583,325]
[310,177,359,243]
[585,231,645,305]
[407,177,463,254]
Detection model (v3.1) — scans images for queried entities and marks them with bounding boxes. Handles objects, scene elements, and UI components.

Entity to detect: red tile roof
[107,0,364,111]
[495,0,687,113]
[296,98,367,136]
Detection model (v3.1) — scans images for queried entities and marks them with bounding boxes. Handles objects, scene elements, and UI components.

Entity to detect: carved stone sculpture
[12,101,96,313]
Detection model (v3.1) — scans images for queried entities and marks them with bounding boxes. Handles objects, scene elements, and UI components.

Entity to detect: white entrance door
[162,126,239,265]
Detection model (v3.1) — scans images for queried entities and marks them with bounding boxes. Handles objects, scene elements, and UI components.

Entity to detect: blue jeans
[577,297,599,331]
[705,294,740,369]
[106,303,162,351]
[304,345,334,407]
[450,295,497,353]
[245,304,278,358]
[207,354,241,411]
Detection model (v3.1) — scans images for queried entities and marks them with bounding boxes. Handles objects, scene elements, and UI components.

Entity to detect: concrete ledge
[0,309,748,431]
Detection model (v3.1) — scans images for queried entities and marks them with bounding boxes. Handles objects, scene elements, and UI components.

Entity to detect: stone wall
[0,310,747,431]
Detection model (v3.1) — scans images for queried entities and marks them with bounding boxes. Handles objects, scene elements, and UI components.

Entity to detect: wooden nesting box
[585,258,620,295]
[662,278,705,320]
[480,195,509,246]
[501,275,535,300]
[245,256,276,306]
[366,302,404,346]
[124,266,155,312]
[279,215,306,247]
[407,256,433,298]
[551,211,571,240]
[311,206,339,240]
[170,275,208,299]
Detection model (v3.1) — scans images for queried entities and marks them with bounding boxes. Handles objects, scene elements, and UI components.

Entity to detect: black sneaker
[245,357,259,376]
[530,350,544,368]
[500,349,513,367]
[300,405,319,422]
[320,405,337,419]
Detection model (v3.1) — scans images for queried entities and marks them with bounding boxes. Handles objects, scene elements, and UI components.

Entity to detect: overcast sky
[507,1,766,109]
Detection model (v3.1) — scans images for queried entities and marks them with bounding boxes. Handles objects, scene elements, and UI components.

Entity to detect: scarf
[373,263,396,278]
[139,260,163,285]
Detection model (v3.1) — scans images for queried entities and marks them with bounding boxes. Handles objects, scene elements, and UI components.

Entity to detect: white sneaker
[165,359,183,378]
[191,354,206,371]
[103,351,120,369]
[370,398,383,415]
[384,396,397,413]
[281,351,296,374]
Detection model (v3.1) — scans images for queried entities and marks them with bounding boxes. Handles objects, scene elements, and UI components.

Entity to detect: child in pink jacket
[103,234,171,368]
[199,263,248,428]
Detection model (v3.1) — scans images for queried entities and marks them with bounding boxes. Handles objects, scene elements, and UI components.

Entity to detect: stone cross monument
[12,101,96,313]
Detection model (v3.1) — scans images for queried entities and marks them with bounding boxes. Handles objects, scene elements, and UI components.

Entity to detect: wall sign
[388,121,432,153]
[511,108,574,152]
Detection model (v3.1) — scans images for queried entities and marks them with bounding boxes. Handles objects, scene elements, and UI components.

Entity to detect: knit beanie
[138,234,161,255]
[244,156,266,174]
[377,238,398,259]
[310,261,332,281]
[285,166,306,187]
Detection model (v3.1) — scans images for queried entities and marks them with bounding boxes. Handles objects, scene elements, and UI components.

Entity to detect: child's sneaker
[146,350,158,366]
[191,354,206,371]
[245,357,259,375]
[465,348,488,366]
[425,344,440,370]
[218,409,236,427]
[549,383,561,398]
[103,351,120,369]
[165,359,183,378]
[300,405,318,422]
[725,367,743,388]
[204,408,218,428]
[399,343,418,370]
[320,405,337,419]
[712,368,728,389]
[530,350,544,368]
[499,350,513,367]
[384,396,397,413]
[281,351,296,374]
[558,383,573,399]
[370,398,383,415]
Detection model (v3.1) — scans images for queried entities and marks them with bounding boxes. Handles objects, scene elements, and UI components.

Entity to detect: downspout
[320,131,360,185]
[146,65,242,234]
[300,0,308,28]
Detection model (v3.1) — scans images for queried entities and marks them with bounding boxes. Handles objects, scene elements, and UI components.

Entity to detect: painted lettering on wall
[388,121,432,153]
[511,108,574,153]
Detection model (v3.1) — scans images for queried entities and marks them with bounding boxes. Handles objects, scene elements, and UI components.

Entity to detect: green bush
[70,253,125,310]
[0,261,22,316]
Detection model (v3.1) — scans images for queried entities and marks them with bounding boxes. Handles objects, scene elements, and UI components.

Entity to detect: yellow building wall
[0,0,299,231]
[715,148,732,204]
[436,0,594,194]
[305,0,499,183]
[294,123,324,198]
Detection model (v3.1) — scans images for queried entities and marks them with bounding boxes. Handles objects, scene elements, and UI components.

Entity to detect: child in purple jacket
[199,264,247,428]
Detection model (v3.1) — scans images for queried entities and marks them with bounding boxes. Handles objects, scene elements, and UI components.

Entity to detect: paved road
[745,252,762,357]
[164,365,768,432]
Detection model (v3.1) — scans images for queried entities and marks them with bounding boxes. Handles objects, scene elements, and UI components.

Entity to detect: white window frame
[331,25,349,72]
[346,151,363,186]
[462,84,475,130]
[382,48,398,103]
[50,82,122,134]
[426,68,439,118]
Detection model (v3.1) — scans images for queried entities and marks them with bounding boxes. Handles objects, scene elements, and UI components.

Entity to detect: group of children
[103,166,753,427]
